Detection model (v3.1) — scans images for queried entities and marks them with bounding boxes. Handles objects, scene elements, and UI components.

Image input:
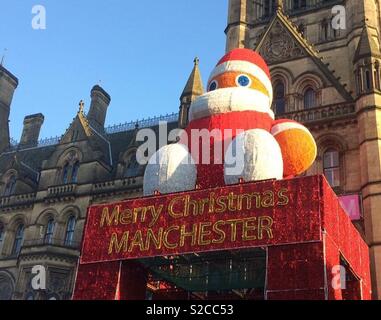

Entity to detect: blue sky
[0,0,227,141]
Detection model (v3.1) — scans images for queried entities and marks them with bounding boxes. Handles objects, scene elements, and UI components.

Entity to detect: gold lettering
[258,216,274,240]
[242,218,257,241]
[108,231,129,254]
[149,205,163,227]
[185,196,199,217]
[212,221,226,244]
[100,205,120,227]
[228,192,237,211]
[198,198,209,216]
[261,191,275,208]
[146,228,163,250]
[180,224,198,247]
[168,197,185,218]
[277,188,290,206]
[237,193,260,211]
[198,222,212,246]
[227,219,241,242]
[209,192,216,213]
[128,230,145,252]
[216,196,228,213]
[163,226,179,249]
[251,193,261,208]
[119,209,133,225]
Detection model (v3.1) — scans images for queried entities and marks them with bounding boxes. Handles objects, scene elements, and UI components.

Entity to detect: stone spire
[178,58,204,128]
[354,23,381,62]
[181,57,204,99]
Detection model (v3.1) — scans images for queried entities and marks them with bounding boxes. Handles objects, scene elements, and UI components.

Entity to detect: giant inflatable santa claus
[143,48,317,195]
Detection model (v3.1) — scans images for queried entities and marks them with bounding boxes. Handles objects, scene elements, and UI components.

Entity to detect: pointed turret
[354,24,381,62]
[181,57,204,99]
[353,23,381,96]
[178,58,204,128]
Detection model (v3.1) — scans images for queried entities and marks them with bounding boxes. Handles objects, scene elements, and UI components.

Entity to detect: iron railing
[105,112,179,134]
[8,112,179,150]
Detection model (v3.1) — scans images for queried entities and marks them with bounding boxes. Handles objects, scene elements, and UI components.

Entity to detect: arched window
[62,163,70,184]
[324,149,340,187]
[3,175,16,197]
[365,70,372,90]
[64,216,76,246]
[12,224,24,256]
[125,153,141,178]
[321,20,329,41]
[71,162,80,183]
[304,87,316,109]
[44,218,55,245]
[274,81,286,114]
[62,161,80,184]
[374,62,380,90]
[357,70,363,94]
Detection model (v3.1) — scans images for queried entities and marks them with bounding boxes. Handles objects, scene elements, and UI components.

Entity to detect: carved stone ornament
[259,21,306,64]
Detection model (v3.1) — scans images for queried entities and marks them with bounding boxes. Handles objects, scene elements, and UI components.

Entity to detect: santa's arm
[271,119,317,178]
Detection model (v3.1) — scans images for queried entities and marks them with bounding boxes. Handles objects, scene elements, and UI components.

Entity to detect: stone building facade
[0,70,179,299]
[1,0,381,300]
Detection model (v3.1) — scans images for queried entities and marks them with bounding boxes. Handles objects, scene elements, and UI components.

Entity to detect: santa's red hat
[208,48,272,101]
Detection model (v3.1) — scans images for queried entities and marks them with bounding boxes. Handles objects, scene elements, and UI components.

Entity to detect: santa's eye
[236,75,251,87]
[209,80,218,91]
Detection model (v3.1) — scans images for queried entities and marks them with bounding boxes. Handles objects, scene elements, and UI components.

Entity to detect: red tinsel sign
[80,176,322,264]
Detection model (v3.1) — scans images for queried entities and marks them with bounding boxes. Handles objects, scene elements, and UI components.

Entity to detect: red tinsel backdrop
[73,175,371,300]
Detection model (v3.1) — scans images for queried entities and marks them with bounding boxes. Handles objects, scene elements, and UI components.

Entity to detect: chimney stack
[20,113,44,147]
[87,85,111,130]
[0,65,18,153]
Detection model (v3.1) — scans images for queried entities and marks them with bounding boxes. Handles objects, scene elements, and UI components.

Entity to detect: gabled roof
[60,104,93,144]
[255,8,353,101]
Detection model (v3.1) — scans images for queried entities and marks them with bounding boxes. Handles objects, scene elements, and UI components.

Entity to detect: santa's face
[207,71,270,98]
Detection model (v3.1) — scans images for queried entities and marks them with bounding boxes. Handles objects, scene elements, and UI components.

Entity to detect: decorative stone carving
[259,21,306,64]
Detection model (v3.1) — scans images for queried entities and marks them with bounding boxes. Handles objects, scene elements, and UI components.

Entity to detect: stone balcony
[91,176,143,199]
[0,193,37,211]
[277,103,356,124]
[45,183,77,202]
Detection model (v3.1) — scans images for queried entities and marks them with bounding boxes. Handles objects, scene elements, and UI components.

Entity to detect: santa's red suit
[144,49,317,196]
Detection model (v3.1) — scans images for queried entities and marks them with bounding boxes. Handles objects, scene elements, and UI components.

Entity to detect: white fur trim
[224,129,284,184]
[271,121,312,137]
[209,61,273,101]
[189,87,274,122]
